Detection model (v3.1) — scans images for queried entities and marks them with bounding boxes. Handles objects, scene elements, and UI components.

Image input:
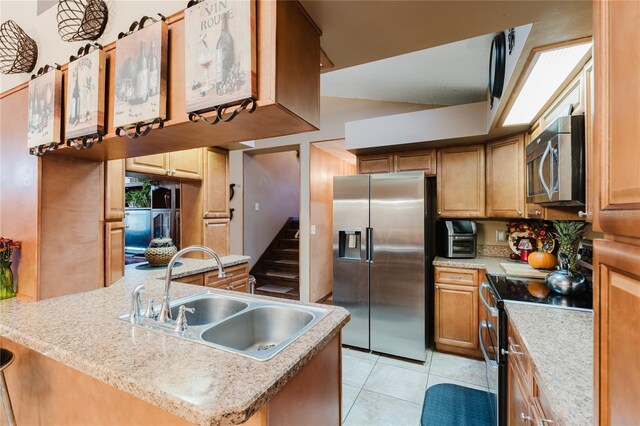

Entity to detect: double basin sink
[119,290,329,361]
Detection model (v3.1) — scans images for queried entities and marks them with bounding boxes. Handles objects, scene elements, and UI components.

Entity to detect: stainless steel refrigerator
[333,172,435,361]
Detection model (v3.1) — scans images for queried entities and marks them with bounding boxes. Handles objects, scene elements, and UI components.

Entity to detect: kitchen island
[0,257,349,425]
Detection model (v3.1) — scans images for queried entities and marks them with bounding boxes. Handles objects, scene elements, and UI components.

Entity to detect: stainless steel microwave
[526,115,585,206]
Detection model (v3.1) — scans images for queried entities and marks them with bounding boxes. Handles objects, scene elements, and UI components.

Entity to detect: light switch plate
[311,225,316,235]
[255,203,260,211]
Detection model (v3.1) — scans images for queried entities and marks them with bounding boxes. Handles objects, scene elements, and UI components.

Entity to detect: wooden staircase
[250,217,300,300]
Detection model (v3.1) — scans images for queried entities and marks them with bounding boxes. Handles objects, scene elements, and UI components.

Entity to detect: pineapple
[552,221,586,270]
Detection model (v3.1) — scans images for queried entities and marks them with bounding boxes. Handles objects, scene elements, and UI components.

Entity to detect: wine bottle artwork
[27,68,62,149]
[184,0,256,113]
[113,20,168,128]
[65,48,106,140]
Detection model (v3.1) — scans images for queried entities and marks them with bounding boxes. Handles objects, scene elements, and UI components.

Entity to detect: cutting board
[500,262,552,278]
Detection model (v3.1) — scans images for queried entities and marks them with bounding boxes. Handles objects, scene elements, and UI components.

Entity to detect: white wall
[0,0,185,93]
[243,151,300,269]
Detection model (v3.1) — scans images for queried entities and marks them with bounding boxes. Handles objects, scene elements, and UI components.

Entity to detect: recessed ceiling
[321,33,495,106]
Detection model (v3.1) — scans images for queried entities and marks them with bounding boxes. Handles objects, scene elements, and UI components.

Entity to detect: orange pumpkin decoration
[528,251,557,270]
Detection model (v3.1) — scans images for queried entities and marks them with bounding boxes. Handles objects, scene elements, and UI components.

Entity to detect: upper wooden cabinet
[394,150,436,175]
[486,135,525,218]
[437,145,485,218]
[104,160,125,220]
[105,221,125,286]
[357,149,436,175]
[126,149,203,180]
[204,149,230,218]
[204,219,231,257]
[357,154,393,174]
[49,0,320,162]
[595,0,640,238]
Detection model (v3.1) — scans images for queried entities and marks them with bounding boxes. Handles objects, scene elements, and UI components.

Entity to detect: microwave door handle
[538,142,553,199]
[479,321,499,369]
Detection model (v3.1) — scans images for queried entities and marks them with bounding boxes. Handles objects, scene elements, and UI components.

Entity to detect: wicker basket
[144,238,177,266]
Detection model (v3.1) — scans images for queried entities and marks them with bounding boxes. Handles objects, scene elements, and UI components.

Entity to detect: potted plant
[125,179,151,208]
[0,237,20,299]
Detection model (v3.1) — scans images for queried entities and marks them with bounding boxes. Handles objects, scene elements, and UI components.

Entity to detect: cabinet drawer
[508,321,532,389]
[533,375,558,425]
[174,274,205,286]
[434,267,478,286]
[204,263,249,292]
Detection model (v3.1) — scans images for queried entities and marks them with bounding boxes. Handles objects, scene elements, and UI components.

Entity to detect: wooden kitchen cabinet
[173,263,249,293]
[104,159,125,220]
[105,221,125,286]
[203,148,230,218]
[357,153,393,174]
[508,354,533,425]
[434,267,480,357]
[486,135,525,218]
[437,145,485,218]
[204,219,231,257]
[126,149,203,180]
[394,149,437,175]
[168,148,203,180]
[126,154,168,176]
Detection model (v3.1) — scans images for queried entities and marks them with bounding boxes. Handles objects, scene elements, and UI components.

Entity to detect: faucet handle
[144,299,157,320]
[174,305,195,335]
[129,284,146,324]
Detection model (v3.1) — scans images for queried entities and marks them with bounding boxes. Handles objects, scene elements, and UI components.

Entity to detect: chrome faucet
[157,245,226,323]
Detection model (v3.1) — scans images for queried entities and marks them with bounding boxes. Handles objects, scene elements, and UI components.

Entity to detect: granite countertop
[505,302,593,426]
[433,255,507,275]
[0,255,349,425]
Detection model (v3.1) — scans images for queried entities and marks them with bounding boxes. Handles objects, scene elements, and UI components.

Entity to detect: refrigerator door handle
[366,227,373,263]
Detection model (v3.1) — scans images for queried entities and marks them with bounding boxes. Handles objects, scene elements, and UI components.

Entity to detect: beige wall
[476,219,510,247]
[243,151,300,270]
[309,143,356,302]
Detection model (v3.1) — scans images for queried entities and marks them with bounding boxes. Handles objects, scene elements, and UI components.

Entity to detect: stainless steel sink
[201,306,314,355]
[118,290,329,361]
[169,296,248,326]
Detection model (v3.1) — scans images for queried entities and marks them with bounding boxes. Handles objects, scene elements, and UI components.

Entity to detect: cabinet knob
[517,210,523,216]
[533,210,542,216]
[438,210,442,215]
[578,210,590,218]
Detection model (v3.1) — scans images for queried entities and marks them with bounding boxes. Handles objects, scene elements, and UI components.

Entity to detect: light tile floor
[342,347,488,426]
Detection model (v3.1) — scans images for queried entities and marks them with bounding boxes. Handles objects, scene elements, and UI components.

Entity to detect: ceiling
[302,1,592,73]
[320,33,495,106]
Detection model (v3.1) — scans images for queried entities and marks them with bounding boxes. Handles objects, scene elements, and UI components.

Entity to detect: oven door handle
[479,320,499,370]
[479,282,499,315]
[538,141,554,200]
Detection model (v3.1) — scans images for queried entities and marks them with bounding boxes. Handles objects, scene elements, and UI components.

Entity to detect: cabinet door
[437,145,485,217]
[582,59,596,224]
[508,358,533,426]
[168,149,203,180]
[105,221,125,286]
[434,282,478,350]
[594,239,640,425]
[394,149,436,175]
[486,135,525,218]
[204,149,230,218]
[204,263,249,292]
[105,160,125,220]
[595,0,640,238]
[357,154,393,174]
[125,154,168,176]
[204,219,230,257]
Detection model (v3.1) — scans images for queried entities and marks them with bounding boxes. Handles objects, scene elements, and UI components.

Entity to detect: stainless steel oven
[526,115,585,206]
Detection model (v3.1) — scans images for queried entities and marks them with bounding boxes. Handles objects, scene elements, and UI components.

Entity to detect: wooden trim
[496,37,593,128]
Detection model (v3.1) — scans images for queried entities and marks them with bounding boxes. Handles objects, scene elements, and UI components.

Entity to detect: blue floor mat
[421,383,494,426]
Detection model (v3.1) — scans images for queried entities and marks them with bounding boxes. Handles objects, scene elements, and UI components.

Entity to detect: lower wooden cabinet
[434,267,480,357]
[204,219,231,257]
[173,263,249,293]
[508,358,531,425]
[105,221,125,286]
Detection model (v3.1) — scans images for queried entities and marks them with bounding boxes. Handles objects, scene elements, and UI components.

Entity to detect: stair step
[254,271,299,282]
[280,238,300,243]
[271,259,299,266]
[274,248,299,253]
